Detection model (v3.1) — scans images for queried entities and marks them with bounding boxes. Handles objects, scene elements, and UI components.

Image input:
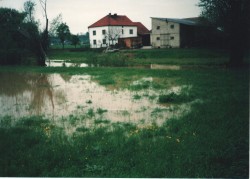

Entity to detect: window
[170,24,174,29]
[156,37,160,40]
[93,30,96,36]
[102,30,106,35]
[93,40,96,45]
[157,26,160,30]
[102,39,106,44]
[129,29,133,35]
[170,36,174,40]
[122,29,124,35]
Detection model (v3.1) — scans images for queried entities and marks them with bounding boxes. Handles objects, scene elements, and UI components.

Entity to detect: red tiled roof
[133,22,150,35]
[88,14,136,28]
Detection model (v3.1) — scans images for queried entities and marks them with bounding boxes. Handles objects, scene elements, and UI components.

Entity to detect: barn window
[170,36,174,40]
[170,24,174,29]
[102,39,106,44]
[102,30,106,35]
[129,29,133,34]
[156,37,160,40]
[93,40,96,45]
[122,29,124,34]
[93,30,96,35]
[157,26,160,30]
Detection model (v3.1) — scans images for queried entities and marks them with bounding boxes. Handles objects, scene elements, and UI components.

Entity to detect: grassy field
[47,48,234,66]
[0,48,249,177]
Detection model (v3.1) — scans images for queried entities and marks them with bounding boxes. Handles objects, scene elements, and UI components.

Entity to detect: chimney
[114,13,117,17]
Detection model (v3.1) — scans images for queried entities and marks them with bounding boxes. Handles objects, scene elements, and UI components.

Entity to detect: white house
[88,13,138,48]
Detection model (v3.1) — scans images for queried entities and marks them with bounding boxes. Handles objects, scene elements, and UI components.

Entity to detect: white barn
[151,17,211,48]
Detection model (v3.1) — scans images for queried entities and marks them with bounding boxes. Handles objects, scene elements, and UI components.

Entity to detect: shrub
[159,92,194,103]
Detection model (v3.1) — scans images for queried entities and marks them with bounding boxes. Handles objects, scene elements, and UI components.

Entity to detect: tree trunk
[228,0,248,67]
[229,42,245,67]
[37,42,46,66]
[44,18,49,51]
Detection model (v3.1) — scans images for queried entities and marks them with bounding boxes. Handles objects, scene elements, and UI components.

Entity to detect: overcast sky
[1,0,201,34]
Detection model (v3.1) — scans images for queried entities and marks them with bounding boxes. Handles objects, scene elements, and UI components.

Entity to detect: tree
[56,23,71,49]
[71,34,80,48]
[23,0,46,66]
[49,14,63,37]
[0,8,26,65]
[21,21,47,66]
[198,0,250,67]
[0,7,46,66]
[23,0,36,23]
[105,27,122,46]
[39,0,49,51]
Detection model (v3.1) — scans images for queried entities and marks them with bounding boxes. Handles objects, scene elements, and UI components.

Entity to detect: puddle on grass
[0,72,194,134]
[150,64,181,70]
[46,60,181,70]
[46,60,88,67]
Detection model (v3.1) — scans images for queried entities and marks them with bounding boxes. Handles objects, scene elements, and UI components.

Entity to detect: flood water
[0,72,192,133]
[46,60,88,67]
[46,60,181,70]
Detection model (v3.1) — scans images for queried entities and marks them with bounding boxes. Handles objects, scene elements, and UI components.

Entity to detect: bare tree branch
[39,0,47,19]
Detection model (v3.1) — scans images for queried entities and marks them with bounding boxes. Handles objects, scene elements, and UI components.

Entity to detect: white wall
[89,26,137,48]
[151,18,180,48]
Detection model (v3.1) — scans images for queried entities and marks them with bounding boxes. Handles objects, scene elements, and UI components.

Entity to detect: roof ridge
[151,17,200,26]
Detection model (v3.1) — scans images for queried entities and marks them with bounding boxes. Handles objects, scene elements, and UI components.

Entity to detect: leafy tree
[23,0,36,23]
[71,34,80,48]
[56,23,71,49]
[0,8,27,65]
[0,6,46,66]
[20,21,46,66]
[23,0,46,66]
[198,0,250,67]
[49,14,63,37]
[23,1,46,66]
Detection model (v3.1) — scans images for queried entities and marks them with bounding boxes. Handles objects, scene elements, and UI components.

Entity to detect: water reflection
[0,73,55,118]
[0,72,193,133]
[30,74,55,116]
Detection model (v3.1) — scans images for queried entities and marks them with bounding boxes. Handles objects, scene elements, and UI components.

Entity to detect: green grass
[158,86,195,103]
[96,108,108,115]
[47,49,97,62]
[0,54,249,177]
[47,48,236,66]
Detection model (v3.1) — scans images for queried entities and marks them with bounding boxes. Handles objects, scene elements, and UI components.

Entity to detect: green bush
[159,92,194,103]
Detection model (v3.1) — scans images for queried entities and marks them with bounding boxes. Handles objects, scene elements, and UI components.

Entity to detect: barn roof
[151,17,201,26]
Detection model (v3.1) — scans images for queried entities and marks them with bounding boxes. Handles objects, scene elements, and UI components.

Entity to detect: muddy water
[0,72,191,133]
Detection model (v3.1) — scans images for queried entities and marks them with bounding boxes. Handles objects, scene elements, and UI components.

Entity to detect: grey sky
[1,0,201,34]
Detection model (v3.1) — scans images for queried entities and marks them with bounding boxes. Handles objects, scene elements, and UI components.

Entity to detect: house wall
[89,26,137,48]
[151,18,180,48]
